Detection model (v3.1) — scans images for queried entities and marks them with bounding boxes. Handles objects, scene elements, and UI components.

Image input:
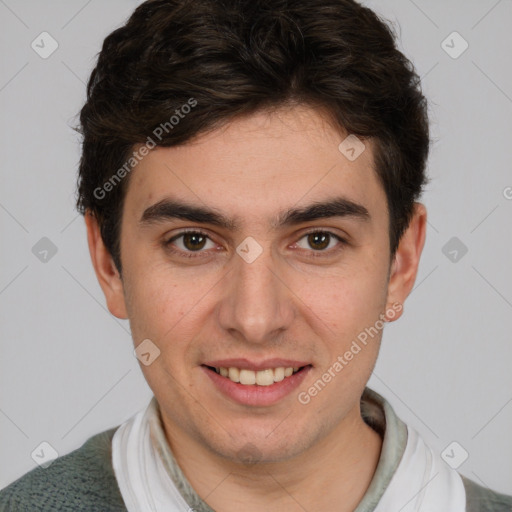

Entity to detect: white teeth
[239,369,256,385]
[228,367,240,383]
[214,366,302,385]
[256,369,274,386]
[274,367,285,382]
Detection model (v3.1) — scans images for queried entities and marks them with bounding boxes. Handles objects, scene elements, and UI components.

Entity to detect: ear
[385,202,427,322]
[84,210,128,319]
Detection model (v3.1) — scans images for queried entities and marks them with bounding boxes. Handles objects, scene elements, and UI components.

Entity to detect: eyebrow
[139,196,370,231]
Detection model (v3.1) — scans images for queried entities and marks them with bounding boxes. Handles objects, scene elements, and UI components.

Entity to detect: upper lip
[203,358,311,371]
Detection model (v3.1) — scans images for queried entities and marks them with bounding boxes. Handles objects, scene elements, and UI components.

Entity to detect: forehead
[123,106,386,225]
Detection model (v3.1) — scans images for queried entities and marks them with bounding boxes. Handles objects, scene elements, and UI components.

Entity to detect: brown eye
[164,231,216,255]
[182,232,208,251]
[307,232,331,250]
[295,230,346,256]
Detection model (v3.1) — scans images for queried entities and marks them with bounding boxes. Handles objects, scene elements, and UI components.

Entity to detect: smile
[209,366,301,386]
[202,362,312,406]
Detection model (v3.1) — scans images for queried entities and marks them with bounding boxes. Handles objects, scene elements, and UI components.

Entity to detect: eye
[295,230,345,253]
[163,229,346,260]
[164,230,217,256]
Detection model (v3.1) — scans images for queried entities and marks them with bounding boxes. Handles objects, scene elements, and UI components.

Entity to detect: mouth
[201,360,312,406]
[204,365,305,386]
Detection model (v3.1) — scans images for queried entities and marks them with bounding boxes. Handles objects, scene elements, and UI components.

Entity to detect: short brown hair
[76,0,430,273]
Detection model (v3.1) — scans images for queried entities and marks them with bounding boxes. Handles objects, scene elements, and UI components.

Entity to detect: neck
[162,405,383,512]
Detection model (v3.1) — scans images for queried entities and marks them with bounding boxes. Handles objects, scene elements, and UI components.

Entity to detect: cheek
[123,266,216,347]
[294,261,388,332]
[303,272,387,385]
[122,270,176,339]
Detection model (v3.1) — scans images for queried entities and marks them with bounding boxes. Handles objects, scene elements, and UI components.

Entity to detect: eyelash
[163,229,347,260]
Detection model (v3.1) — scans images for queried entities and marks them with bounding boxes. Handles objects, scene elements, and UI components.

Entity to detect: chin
[203,422,320,466]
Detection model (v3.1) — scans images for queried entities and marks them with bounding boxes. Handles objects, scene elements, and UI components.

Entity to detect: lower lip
[202,366,312,407]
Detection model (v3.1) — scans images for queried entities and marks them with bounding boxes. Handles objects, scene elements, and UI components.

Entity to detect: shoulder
[462,474,512,512]
[0,427,127,512]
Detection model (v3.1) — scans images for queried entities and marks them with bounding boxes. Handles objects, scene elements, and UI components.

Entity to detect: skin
[86,105,426,511]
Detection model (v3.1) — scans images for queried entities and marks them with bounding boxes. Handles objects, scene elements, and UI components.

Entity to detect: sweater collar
[147,386,408,512]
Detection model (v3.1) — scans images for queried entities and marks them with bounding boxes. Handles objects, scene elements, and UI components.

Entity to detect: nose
[216,243,296,345]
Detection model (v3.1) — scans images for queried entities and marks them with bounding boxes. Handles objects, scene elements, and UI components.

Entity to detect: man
[1,0,510,510]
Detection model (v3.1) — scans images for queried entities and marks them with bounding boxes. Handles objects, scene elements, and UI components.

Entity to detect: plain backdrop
[1,0,511,496]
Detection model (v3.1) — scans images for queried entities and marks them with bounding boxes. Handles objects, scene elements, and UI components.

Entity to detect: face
[88,105,424,464]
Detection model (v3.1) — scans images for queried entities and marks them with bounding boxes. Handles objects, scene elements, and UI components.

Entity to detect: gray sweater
[1,396,511,511]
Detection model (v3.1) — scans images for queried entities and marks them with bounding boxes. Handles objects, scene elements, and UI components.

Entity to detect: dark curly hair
[76,0,430,273]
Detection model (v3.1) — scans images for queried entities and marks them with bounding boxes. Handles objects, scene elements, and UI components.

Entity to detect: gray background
[1,0,511,496]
